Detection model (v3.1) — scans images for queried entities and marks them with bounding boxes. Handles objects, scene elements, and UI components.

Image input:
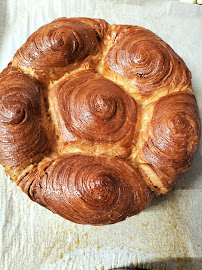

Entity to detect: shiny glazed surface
[143,92,201,190]
[19,155,150,225]
[108,26,191,94]
[54,69,137,144]
[0,17,200,225]
[0,67,49,170]
[13,18,106,70]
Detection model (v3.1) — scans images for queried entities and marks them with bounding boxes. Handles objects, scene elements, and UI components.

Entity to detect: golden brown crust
[138,92,201,193]
[18,154,151,225]
[49,69,137,158]
[13,18,102,69]
[74,17,108,40]
[0,67,50,176]
[106,25,191,94]
[12,17,108,82]
[0,17,200,225]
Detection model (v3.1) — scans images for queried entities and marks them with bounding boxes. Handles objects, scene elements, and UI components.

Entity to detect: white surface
[180,0,197,4]
[0,1,202,270]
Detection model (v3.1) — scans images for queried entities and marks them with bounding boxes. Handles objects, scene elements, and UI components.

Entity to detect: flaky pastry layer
[0,17,200,225]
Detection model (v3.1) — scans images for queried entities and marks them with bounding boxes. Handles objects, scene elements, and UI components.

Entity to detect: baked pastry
[0,18,200,225]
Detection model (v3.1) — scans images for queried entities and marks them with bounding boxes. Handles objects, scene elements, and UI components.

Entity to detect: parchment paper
[0,1,202,269]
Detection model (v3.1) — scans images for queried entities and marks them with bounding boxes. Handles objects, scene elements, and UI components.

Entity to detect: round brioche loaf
[0,17,200,225]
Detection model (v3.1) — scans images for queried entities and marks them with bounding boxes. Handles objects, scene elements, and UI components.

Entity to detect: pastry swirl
[108,26,191,94]
[13,18,105,71]
[19,155,151,225]
[54,69,137,144]
[0,67,49,170]
[0,17,200,225]
[142,92,201,191]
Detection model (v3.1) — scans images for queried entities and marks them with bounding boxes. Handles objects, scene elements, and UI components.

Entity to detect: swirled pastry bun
[106,26,191,94]
[0,18,200,225]
[49,69,138,158]
[18,155,150,225]
[138,92,200,193]
[12,18,108,82]
[0,67,50,178]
